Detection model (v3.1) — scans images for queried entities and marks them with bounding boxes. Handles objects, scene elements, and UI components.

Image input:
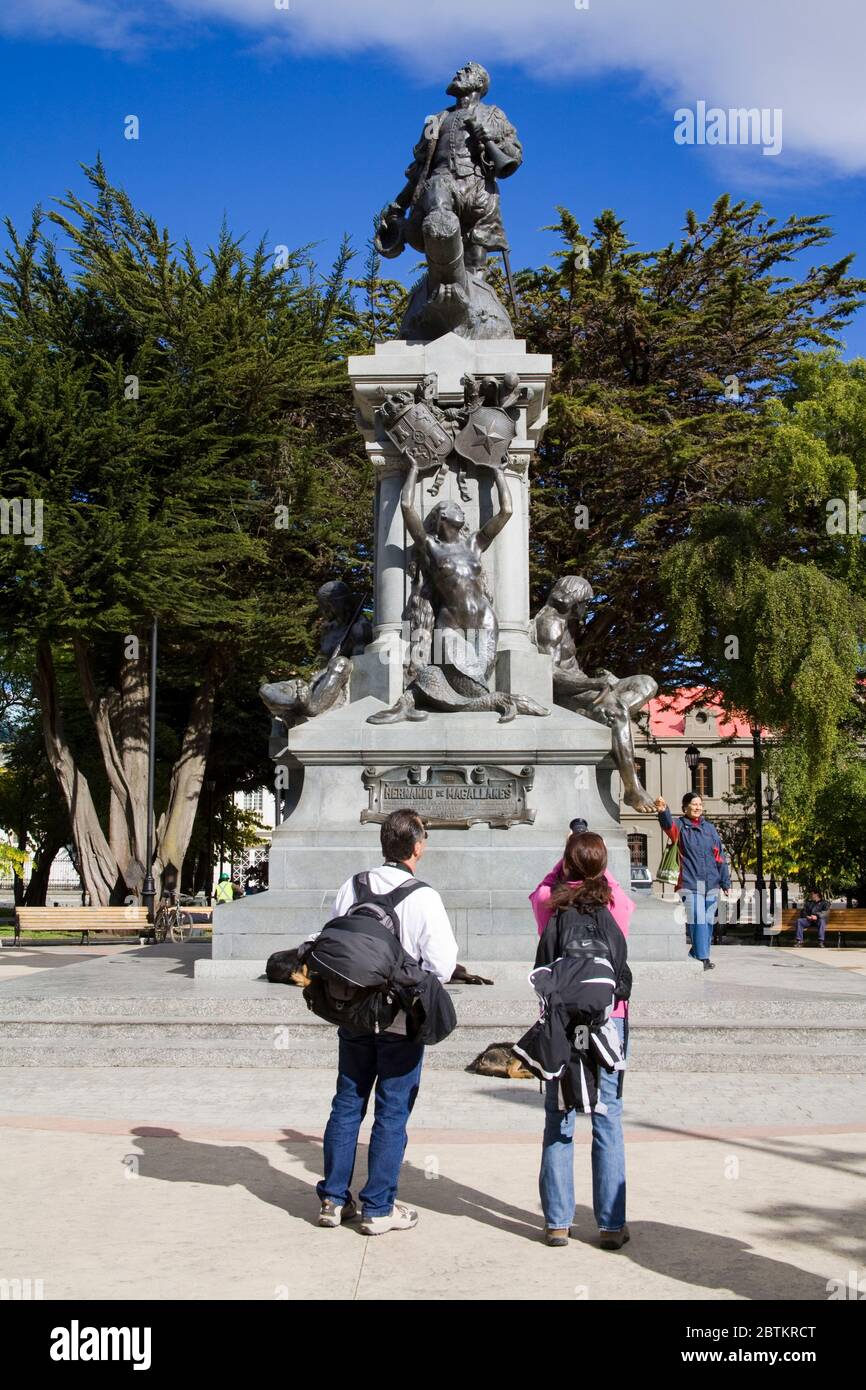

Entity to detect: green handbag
[656,837,680,886]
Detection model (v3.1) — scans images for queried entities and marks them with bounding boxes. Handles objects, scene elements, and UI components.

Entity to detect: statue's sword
[336,592,371,658]
[501,245,518,319]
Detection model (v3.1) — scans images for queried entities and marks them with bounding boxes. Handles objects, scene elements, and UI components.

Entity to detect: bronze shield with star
[453,405,517,468]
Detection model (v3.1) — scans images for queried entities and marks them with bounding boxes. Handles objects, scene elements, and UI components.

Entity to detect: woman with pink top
[529,830,633,1249]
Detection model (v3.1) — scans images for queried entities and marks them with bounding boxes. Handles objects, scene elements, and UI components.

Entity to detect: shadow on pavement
[128,1126,846,1295]
[568,1214,834,1300]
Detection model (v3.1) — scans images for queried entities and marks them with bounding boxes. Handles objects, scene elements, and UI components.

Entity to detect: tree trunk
[102,634,150,897]
[37,638,224,907]
[154,651,223,892]
[73,634,146,894]
[23,830,66,906]
[36,640,123,906]
[12,815,28,907]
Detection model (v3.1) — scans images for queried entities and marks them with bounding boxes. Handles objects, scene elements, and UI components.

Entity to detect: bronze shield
[453,405,516,467]
[384,402,453,470]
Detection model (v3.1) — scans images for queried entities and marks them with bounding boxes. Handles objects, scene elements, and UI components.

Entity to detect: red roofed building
[621,687,768,896]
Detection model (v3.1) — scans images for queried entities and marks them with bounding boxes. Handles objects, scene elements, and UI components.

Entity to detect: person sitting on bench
[795,890,830,946]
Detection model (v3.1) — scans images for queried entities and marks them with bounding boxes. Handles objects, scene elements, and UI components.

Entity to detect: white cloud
[2,0,864,174]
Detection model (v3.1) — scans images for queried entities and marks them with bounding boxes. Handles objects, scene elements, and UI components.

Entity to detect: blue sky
[2,1,865,354]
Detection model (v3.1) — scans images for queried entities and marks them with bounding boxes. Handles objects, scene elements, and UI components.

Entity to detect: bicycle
[153,894,194,944]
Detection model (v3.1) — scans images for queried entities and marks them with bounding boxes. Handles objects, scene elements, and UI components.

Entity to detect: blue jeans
[796,915,825,943]
[539,1016,627,1232]
[680,890,718,961]
[317,1028,424,1218]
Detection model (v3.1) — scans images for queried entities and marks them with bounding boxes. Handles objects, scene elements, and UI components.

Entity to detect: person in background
[529,829,634,1250]
[655,793,730,971]
[794,889,830,947]
[214,872,234,904]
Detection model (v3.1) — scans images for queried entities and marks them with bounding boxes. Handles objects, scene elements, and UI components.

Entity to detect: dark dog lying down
[265,948,311,986]
[265,949,493,988]
[465,1042,534,1079]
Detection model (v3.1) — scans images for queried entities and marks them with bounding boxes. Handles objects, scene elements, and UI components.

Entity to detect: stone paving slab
[2,1117,863,1301]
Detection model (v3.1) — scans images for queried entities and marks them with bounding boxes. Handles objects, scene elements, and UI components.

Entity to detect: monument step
[0,1041,864,1072]
[1,1018,865,1050]
[0,992,862,1025]
[1,1025,865,1071]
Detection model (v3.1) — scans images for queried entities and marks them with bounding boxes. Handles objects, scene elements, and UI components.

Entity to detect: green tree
[662,353,866,789]
[516,199,865,685]
[0,163,372,902]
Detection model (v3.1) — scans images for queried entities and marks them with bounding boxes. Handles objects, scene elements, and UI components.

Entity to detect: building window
[634,758,647,787]
[693,760,713,798]
[733,758,753,792]
[628,833,648,866]
[243,789,264,816]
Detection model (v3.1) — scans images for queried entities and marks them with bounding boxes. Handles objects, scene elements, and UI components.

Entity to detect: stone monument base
[206,697,685,973]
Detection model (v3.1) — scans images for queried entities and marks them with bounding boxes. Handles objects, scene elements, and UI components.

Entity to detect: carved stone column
[347,333,554,707]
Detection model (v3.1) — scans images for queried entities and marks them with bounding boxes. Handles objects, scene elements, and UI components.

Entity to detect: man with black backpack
[313,808,458,1235]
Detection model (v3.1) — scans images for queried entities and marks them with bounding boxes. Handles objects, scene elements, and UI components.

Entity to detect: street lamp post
[205,779,216,906]
[765,782,777,918]
[141,615,158,925]
[777,777,788,908]
[684,743,701,795]
[751,724,767,941]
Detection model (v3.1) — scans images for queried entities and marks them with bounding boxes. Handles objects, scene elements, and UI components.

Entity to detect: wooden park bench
[12,906,150,946]
[777,907,866,949]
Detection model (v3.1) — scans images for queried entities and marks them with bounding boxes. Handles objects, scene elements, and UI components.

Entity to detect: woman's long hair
[549,831,612,910]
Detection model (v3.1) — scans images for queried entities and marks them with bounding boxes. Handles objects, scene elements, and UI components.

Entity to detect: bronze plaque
[361,764,535,829]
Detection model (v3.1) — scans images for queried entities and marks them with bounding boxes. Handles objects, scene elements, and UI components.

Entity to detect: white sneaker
[359,1202,419,1236]
[318,1198,358,1227]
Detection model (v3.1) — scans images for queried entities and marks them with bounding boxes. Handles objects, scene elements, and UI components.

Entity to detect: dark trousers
[796,915,825,943]
[317,1028,424,1218]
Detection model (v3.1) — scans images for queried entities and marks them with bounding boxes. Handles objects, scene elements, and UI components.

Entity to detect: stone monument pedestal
[348,334,554,710]
[204,698,684,974]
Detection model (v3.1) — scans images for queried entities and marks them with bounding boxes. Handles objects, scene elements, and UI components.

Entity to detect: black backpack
[553,903,631,1007]
[299,873,425,1034]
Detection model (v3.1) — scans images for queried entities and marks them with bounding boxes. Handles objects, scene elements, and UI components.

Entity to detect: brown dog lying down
[265,949,493,988]
[465,1042,534,1079]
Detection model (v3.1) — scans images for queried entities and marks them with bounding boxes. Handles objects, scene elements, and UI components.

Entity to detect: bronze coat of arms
[381,400,453,470]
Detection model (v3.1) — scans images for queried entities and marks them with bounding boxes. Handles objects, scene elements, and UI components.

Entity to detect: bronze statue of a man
[534,576,657,812]
[378,60,521,272]
[260,581,371,728]
[376,62,522,340]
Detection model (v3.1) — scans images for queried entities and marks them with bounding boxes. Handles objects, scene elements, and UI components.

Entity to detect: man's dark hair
[381,808,426,863]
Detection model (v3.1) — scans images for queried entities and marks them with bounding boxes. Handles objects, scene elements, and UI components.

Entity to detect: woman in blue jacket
[655,793,730,970]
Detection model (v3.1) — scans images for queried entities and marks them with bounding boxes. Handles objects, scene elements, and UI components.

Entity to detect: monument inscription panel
[361,764,535,828]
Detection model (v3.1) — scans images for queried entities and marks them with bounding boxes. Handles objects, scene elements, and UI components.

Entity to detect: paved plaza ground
[1,942,865,1301]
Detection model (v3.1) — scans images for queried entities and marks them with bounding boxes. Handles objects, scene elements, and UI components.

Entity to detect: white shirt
[332,863,459,1034]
